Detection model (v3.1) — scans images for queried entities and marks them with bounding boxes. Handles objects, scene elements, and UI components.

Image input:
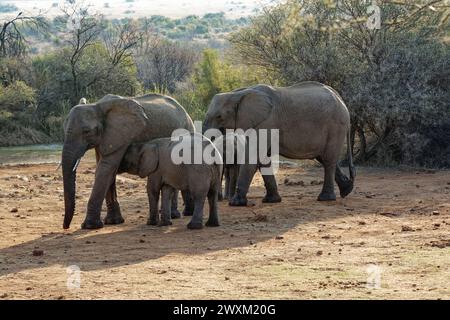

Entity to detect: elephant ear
[96,98,149,156]
[138,143,159,177]
[233,87,275,129]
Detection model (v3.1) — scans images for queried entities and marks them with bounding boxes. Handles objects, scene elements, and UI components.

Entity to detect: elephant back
[134,94,195,140]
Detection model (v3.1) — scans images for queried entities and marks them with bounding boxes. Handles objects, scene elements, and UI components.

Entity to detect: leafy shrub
[191,49,260,108]
[0,81,36,112]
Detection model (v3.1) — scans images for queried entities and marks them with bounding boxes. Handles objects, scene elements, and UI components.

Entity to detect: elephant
[212,132,243,201]
[223,165,240,201]
[203,81,356,206]
[210,131,280,204]
[62,93,195,229]
[118,133,222,229]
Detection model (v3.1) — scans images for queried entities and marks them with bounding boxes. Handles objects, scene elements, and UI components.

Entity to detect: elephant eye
[83,127,99,136]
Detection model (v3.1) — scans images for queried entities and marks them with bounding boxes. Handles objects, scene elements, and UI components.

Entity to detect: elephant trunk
[202,122,209,134]
[62,143,84,229]
[202,121,225,137]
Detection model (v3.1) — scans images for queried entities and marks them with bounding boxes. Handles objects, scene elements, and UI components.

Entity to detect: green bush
[191,49,260,109]
[168,49,263,122]
[173,89,206,122]
[0,81,36,112]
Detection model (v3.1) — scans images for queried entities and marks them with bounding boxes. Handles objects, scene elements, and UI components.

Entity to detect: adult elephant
[203,81,355,206]
[62,94,195,229]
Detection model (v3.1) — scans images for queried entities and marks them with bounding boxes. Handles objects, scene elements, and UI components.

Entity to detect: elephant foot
[104,215,125,225]
[81,217,104,230]
[104,202,125,225]
[338,180,354,198]
[205,219,220,227]
[171,209,181,219]
[229,193,248,207]
[317,191,336,201]
[158,220,173,227]
[187,221,203,230]
[262,193,282,203]
[147,218,159,226]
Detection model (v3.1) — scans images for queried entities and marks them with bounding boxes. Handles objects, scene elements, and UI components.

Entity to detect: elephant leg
[205,188,220,227]
[187,194,206,230]
[104,177,125,225]
[159,185,174,226]
[335,163,353,198]
[182,190,194,216]
[93,149,124,226]
[225,166,236,200]
[316,157,337,201]
[147,179,160,226]
[171,190,181,219]
[261,167,281,203]
[229,164,258,207]
[83,155,124,229]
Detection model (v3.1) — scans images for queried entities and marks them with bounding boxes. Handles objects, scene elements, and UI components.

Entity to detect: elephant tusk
[72,158,81,172]
[55,162,62,171]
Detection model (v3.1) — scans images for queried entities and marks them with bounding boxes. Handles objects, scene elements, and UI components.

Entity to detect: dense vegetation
[230,0,450,167]
[0,3,249,146]
[0,0,449,168]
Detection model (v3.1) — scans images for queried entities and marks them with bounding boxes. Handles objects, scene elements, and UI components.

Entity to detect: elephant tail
[337,129,356,198]
[347,129,356,183]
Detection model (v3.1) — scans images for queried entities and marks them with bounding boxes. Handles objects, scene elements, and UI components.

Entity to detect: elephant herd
[61,81,355,230]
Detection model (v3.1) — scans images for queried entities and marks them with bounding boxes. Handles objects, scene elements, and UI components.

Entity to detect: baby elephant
[119,134,223,229]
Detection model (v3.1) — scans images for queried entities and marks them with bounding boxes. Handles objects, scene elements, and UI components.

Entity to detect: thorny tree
[0,12,47,85]
[61,1,103,101]
[0,12,47,58]
[61,0,141,103]
[134,25,198,94]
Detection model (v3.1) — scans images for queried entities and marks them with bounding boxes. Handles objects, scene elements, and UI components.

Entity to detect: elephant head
[119,143,158,178]
[62,97,149,229]
[203,85,276,133]
[138,144,159,177]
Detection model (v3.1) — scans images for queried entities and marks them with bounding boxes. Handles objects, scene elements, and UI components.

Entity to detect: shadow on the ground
[0,166,370,277]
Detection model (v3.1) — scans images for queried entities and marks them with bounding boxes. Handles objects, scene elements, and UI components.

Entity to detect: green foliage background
[0,0,449,167]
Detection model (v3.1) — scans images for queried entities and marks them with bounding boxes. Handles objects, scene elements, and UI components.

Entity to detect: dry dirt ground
[0,160,449,300]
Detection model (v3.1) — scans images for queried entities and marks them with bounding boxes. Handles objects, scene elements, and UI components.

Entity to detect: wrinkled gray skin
[205,131,281,205]
[212,133,256,202]
[223,165,239,200]
[62,94,195,229]
[118,135,222,229]
[222,165,276,203]
[203,81,356,206]
[212,133,240,201]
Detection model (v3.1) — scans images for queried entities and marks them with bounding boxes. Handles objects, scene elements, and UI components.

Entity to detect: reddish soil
[0,160,449,299]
